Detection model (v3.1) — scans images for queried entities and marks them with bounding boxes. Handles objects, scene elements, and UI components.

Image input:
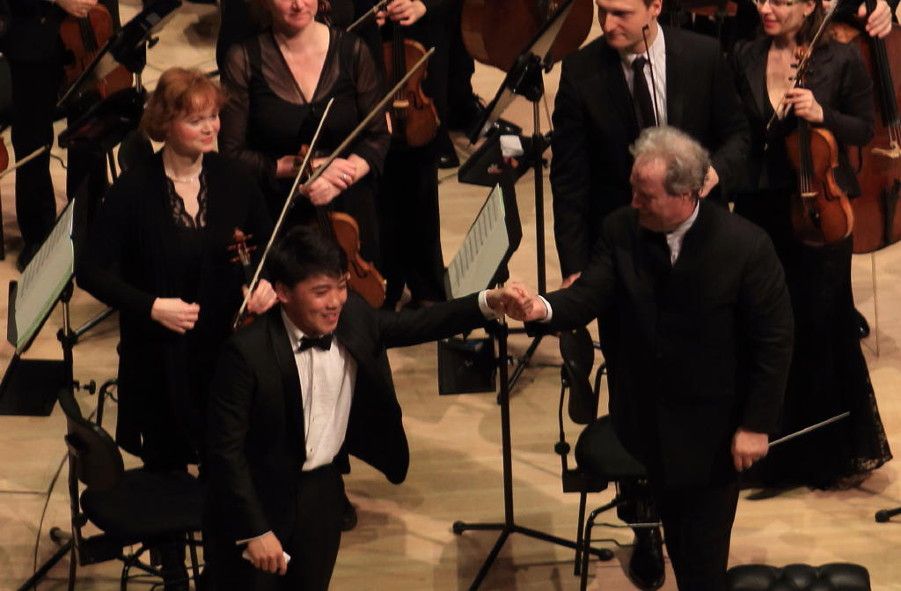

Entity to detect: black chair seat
[727,563,871,591]
[575,416,647,481]
[81,469,202,542]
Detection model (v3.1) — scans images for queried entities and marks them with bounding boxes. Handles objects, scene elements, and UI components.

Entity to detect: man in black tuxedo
[505,127,793,590]
[551,0,750,288]
[204,226,507,590]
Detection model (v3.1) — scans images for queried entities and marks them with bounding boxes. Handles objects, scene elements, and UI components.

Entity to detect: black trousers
[206,465,345,591]
[8,56,109,250]
[377,142,445,306]
[655,480,740,591]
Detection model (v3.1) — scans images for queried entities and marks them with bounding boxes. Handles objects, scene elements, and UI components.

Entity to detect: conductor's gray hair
[629,126,711,196]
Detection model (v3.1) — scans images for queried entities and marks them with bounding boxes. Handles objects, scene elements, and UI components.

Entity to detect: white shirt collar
[621,22,666,68]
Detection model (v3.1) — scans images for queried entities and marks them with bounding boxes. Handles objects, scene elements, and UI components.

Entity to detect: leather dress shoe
[436,130,460,169]
[628,527,665,590]
[854,308,870,339]
[341,492,358,532]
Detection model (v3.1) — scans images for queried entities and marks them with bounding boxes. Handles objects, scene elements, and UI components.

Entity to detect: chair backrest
[58,387,125,491]
[559,327,599,425]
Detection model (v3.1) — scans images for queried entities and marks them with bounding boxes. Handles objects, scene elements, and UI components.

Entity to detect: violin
[783,44,854,246]
[58,4,133,105]
[461,0,594,72]
[383,24,440,147]
[228,228,258,328]
[300,145,387,308]
[0,133,8,260]
[831,0,901,254]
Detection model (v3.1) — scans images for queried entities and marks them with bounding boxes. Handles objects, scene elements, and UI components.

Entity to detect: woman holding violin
[218,0,390,264]
[730,0,892,489]
[77,68,276,473]
[375,0,449,310]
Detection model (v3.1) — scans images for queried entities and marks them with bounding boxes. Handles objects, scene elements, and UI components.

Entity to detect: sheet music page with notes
[445,185,510,299]
[12,201,76,353]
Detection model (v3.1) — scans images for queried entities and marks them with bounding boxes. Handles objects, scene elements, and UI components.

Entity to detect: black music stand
[6,193,105,591]
[446,183,609,590]
[463,0,576,391]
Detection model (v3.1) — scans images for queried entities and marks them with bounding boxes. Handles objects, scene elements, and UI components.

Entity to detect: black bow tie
[298,334,333,352]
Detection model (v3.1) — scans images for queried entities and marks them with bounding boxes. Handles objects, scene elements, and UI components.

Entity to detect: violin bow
[766,2,840,132]
[232,97,336,329]
[346,0,390,33]
[232,47,436,329]
[0,146,49,180]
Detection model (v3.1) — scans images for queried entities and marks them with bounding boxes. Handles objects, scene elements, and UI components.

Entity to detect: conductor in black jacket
[504,127,793,590]
[550,0,750,286]
[204,226,508,590]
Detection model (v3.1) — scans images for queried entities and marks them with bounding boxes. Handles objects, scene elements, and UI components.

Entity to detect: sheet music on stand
[444,184,522,299]
[8,200,77,354]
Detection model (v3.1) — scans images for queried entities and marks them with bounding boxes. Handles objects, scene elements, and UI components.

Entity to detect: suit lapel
[743,38,771,126]
[267,311,306,451]
[672,201,711,273]
[664,27,686,128]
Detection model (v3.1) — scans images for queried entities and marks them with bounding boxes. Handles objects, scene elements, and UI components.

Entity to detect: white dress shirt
[280,309,356,472]
[619,25,668,127]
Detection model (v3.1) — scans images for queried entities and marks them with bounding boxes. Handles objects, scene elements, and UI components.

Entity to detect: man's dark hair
[267,225,347,288]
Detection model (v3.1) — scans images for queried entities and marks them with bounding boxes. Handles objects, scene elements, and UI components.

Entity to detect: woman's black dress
[76,152,272,469]
[731,38,892,488]
[219,26,390,263]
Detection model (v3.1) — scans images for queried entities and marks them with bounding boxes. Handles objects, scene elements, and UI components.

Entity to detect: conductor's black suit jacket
[205,292,486,545]
[541,201,793,488]
[550,26,750,277]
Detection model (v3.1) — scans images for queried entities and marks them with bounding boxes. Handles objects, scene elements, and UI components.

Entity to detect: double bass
[832,0,901,253]
[461,0,595,71]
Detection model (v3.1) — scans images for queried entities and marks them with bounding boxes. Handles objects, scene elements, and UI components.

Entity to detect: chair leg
[67,542,77,591]
[574,491,587,576]
[581,506,604,591]
[188,531,201,583]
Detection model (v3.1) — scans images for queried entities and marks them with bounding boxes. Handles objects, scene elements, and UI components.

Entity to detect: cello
[461,0,594,71]
[831,0,901,253]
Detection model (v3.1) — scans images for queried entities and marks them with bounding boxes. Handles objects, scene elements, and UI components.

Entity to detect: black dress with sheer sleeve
[219,26,389,263]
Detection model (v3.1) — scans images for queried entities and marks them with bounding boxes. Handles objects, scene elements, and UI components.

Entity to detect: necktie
[298,334,333,352]
[632,56,656,130]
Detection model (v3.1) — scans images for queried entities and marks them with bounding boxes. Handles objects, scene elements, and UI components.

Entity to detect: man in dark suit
[204,225,506,590]
[551,0,750,288]
[504,127,793,590]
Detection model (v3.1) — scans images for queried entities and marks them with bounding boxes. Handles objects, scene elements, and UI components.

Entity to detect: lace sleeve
[219,42,279,187]
[348,34,390,179]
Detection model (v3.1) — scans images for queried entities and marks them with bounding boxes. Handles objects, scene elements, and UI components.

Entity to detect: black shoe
[854,308,870,339]
[436,130,460,169]
[342,492,358,532]
[448,93,485,132]
[627,527,665,590]
[16,243,38,273]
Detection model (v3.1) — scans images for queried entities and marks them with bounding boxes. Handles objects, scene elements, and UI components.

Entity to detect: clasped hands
[150,280,277,334]
[375,0,428,27]
[485,282,548,322]
[278,154,358,206]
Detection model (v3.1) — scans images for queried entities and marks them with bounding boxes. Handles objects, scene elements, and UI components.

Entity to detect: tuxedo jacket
[550,26,750,277]
[205,292,485,544]
[542,201,793,488]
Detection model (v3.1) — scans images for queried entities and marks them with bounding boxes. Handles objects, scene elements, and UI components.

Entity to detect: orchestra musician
[203,224,511,590]
[501,126,794,590]
[0,0,118,271]
[549,0,749,584]
[374,0,448,310]
[76,68,276,590]
[218,0,390,264]
[730,0,892,489]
